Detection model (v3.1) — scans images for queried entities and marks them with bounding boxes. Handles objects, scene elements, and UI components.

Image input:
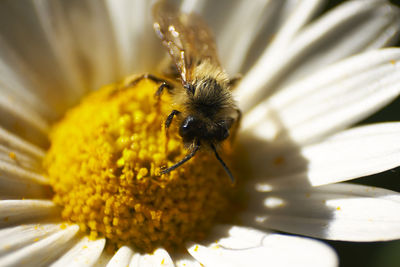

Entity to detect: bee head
[179,116,205,143]
[179,115,232,144]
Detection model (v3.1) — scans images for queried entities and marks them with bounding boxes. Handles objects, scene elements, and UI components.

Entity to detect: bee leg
[165,110,181,129]
[134,74,173,97]
[154,81,173,97]
[126,73,173,95]
[145,73,167,84]
[163,110,180,153]
[160,141,201,175]
[125,73,151,87]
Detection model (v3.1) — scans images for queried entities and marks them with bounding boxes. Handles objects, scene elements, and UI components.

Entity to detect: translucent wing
[152,0,221,84]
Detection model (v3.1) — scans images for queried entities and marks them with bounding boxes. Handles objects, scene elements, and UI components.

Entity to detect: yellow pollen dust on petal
[44,76,238,253]
[8,152,16,160]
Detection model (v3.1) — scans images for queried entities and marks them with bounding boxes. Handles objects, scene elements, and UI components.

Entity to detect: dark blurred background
[322,1,400,266]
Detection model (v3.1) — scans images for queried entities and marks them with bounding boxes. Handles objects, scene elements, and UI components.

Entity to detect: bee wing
[152,0,220,84]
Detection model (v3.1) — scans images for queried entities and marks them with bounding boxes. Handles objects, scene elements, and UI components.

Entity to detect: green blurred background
[321,1,400,266]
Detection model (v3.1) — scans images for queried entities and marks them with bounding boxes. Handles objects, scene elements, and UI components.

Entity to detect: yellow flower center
[44,76,239,252]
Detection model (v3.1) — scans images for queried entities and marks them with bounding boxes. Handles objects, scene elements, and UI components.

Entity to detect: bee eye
[215,119,233,141]
[180,116,194,131]
[215,127,229,141]
[179,116,200,139]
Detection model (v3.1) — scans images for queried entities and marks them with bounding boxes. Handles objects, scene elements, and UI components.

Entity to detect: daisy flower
[1,0,400,266]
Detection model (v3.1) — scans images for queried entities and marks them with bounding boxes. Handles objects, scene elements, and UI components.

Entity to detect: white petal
[180,0,206,13]
[105,0,162,76]
[0,173,51,200]
[0,149,41,173]
[187,225,337,267]
[129,248,174,267]
[0,127,45,159]
[49,0,120,90]
[0,87,49,146]
[106,246,134,267]
[0,45,53,119]
[0,224,79,267]
[174,253,202,267]
[249,122,400,187]
[279,0,400,86]
[236,0,400,112]
[50,236,106,267]
[235,0,324,75]
[217,0,281,75]
[241,48,400,145]
[262,0,324,58]
[189,0,242,35]
[13,0,124,116]
[0,2,86,118]
[0,159,48,185]
[0,89,49,147]
[94,250,113,267]
[366,16,400,49]
[32,0,96,105]
[243,183,400,241]
[0,223,63,256]
[300,122,400,185]
[0,127,44,172]
[0,200,59,227]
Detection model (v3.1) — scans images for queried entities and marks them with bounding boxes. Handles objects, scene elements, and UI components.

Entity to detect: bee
[136,0,241,182]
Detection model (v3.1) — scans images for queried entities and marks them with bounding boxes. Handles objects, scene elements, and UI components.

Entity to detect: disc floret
[44,77,235,252]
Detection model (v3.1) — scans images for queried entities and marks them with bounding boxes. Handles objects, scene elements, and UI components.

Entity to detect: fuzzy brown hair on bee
[139,0,241,183]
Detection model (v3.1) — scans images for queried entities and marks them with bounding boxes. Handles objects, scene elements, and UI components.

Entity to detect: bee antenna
[210,143,235,184]
[160,141,201,174]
